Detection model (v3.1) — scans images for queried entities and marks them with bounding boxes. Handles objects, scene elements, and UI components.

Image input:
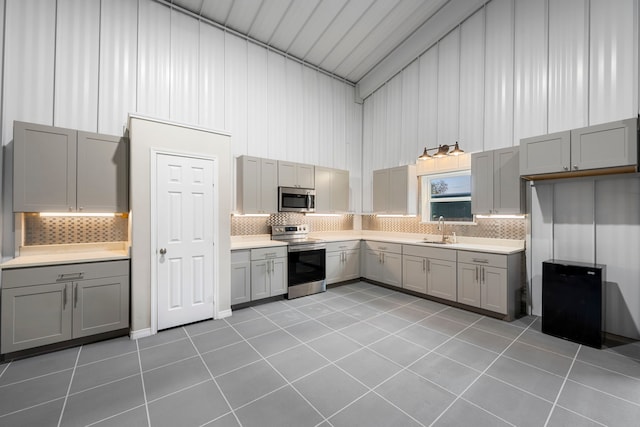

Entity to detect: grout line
[74,349,139,369]
[66,372,149,398]
[552,403,608,427]
[458,397,517,426]
[84,404,148,427]
[0,367,76,389]
[183,327,243,427]
[543,344,581,427]
[428,315,538,426]
[0,361,10,379]
[562,378,640,409]
[56,347,81,427]
[0,397,66,420]
[135,339,152,427]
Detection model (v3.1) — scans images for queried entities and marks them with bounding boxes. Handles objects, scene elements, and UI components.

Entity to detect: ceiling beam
[356,0,486,101]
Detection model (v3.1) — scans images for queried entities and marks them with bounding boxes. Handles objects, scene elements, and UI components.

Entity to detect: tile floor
[1,281,639,427]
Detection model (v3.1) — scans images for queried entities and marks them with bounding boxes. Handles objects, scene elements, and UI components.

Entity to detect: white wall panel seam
[52,0,59,125]
[482,3,486,151]
[96,0,102,132]
[586,0,591,124]
[510,0,515,146]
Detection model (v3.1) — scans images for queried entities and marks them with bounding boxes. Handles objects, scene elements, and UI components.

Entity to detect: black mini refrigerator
[542,260,605,349]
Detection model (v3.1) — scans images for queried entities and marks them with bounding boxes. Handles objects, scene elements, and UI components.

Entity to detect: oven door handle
[288,244,326,253]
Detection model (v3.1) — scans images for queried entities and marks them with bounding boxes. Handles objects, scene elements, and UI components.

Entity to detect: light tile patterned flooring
[1,281,639,426]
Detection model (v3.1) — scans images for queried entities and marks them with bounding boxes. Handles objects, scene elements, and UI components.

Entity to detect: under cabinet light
[232,213,270,217]
[376,214,416,218]
[475,214,526,219]
[305,213,341,217]
[39,212,116,217]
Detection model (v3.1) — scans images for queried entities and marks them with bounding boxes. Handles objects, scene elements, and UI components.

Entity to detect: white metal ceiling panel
[303,0,376,66]
[171,0,204,14]
[249,0,292,43]
[287,0,345,60]
[268,0,320,52]
[226,0,263,35]
[200,0,234,25]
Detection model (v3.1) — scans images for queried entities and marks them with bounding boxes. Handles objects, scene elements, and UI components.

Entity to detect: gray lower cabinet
[402,244,457,301]
[363,241,402,287]
[231,250,251,304]
[1,260,130,354]
[456,251,520,318]
[250,247,287,300]
[325,240,360,284]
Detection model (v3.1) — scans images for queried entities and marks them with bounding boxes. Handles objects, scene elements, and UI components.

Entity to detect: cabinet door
[332,169,350,212]
[297,164,315,188]
[278,161,297,187]
[1,283,72,353]
[471,151,494,214]
[13,121,77,212]
[493,147,522,214]
[389,167,408,214]
[364,250,382,281]
[427,258,457,301]
[481,266,508,314]
[381,251,402,288]
[372,169,389,213]
[77,132,128,212]
[519,131,571,175]
[237,156,260,213]
[314,166,333,213]
[270,258,287,296]
[342,249,360,281]
[571,118,637,171]
[457,262,480,307]
[231,261,251,304]
[402,255,427,294]
[259,158,278,213]
[73,276,129,338]
[325,251,344,285]
[251,260,270,300]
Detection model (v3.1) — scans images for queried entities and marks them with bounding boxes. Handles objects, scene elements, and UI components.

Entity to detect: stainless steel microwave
[278,187,315,213]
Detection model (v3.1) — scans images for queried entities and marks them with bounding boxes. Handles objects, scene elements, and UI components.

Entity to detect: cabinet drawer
[231,250,251,263]
[403,244,456,261]
[326,240,360,252]
[457,251,507,268]
[364,241,402,254]
[251,246,287,261]
[2,260,130,288]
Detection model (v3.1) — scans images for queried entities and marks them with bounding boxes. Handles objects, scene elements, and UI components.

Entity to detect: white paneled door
[156,154,215,330]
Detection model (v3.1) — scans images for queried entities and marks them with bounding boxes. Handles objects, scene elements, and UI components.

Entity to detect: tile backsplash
[231,213,525,240]
[23,214,129,246]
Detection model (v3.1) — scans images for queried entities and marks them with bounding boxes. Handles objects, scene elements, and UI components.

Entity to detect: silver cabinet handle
[563,166,569,171]
[422,259,426,272]
[63,284,68,309]
[159,248,167,255]
[482,266,485,283]
[382,253,385,263]
[74,283,78,308]
[472,258,489,264]
[427,259,430,272]
[57,272,83,281]
[573,165,578,170]
[475,266,479,283]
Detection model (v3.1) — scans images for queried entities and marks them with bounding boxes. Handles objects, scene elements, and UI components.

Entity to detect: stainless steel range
[271,224,326,299]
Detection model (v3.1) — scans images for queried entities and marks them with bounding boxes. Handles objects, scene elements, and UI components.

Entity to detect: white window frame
[420,170,474,224]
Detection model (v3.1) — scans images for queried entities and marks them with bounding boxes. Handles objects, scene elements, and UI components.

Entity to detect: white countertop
[1,242,130,269]
[232,231,524,255]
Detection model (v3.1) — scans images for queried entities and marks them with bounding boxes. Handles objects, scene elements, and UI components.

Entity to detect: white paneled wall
[483,0,513,151]
[437,28,460,146]
[548,0,589,132]
[54,0,100,132]
[513,0,547,142]
[530,176,640,339]
[0,0,361,207]
[458,9,485,154]
[361,0,638,211]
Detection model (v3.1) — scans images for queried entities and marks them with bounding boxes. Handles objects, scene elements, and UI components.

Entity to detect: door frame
[150,148,219,335]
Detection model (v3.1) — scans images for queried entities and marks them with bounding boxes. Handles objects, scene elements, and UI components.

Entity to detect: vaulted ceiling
[169,0,449,84]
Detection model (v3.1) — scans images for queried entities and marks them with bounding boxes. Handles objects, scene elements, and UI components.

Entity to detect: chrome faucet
[438,216,445,242]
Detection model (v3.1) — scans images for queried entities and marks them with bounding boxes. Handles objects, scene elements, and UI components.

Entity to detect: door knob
[159,248,167,255]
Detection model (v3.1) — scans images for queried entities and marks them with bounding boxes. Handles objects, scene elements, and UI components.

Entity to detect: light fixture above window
[418,142,464,160]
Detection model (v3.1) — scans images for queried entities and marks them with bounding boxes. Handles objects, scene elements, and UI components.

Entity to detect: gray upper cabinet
[472,147,523,215]
[520,118,637,177]
[372,165,417,214]
[278,161,315,188]
[314,166,349,213]
[236,155,278,214]
[13,121,128,212]
[13,121,77,212]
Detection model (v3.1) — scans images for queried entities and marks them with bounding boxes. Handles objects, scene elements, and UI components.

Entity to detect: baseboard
[130,328,152,340]
[217,309,232,319]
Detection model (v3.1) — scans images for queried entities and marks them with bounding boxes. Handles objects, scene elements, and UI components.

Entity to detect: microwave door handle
[306,193,311,210]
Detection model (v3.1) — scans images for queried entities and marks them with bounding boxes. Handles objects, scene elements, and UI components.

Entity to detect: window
[421,171,473,223]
